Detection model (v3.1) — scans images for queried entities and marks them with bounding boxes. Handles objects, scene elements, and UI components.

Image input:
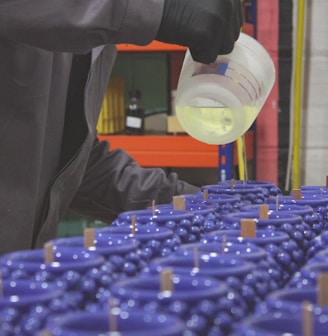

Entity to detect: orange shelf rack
[116,41,187,52]
[97,133,254,168]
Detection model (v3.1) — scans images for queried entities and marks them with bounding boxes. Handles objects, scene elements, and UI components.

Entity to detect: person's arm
[0,0,164,53]
[155,0,243,64]
[69,138,199,222]
[1,0,242,61]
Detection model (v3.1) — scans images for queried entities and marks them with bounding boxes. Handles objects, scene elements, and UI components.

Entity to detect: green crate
[57,220,87,238]
[57,211,109,238]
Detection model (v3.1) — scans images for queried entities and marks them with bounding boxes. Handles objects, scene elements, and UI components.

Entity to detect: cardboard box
[167,116,186,133]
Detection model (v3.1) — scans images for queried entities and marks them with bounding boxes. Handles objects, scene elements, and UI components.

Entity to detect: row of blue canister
[1,181,328,335]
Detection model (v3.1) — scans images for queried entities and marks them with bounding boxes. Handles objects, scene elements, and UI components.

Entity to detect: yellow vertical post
[292,0,306,189]
[237,135,248,181]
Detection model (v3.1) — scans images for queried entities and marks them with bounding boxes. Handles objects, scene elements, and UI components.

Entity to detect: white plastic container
[175,33,275,144]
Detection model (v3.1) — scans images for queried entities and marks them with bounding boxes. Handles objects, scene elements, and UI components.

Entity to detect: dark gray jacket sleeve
[69,139,200,222]
[0,0,164,52]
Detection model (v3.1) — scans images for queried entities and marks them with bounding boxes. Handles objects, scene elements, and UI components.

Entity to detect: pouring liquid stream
[240,134,248,187]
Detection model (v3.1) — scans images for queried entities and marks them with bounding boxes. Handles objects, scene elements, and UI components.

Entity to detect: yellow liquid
[176,105,259,144]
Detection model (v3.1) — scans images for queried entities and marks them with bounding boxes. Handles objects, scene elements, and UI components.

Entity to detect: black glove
[156,0,243,64]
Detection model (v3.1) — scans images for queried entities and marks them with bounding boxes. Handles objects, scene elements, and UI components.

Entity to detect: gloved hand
[155,0,243,64]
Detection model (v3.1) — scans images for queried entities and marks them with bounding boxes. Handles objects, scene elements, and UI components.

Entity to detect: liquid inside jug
[175,33,275,145]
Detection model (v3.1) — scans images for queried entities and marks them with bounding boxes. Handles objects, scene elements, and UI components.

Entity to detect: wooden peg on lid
[302,301,313,336]
[326,176,328,188]
[109,298,118,334]
[44,241,54,264]
[259,204,269,219]
[221,234,227,254]
[160,269,174,293]
[203,189,209,200]
[275,195,279,211]
[241,219,256,238]
[317,272,328,306]
[173,195,186,210]
[131,214,137,235]
[151,200,156,216]
[84,228,95,248]
[292,188,302,200]
[193,247,200,269]
[230,179,235,189]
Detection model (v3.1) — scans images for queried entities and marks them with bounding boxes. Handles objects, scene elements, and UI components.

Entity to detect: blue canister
[241,203,323,238]
[96,225,181,262]
[0,247,106,310]
[287,261,328,289]
[111,209,198,244]
[175,240,280,293]
[50,235,143,278]
[219,211,309,269]
[44,310,187,336]
[202,229,296,287]
[232,311,328,335]
[154,203,219,236]
[256,287,328,317]
[143,252,260,315]
[216,180,281,199]
[0,280,64,336]
[267,194,328,231]
[201,184,266,205]
[110,272,247,336]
